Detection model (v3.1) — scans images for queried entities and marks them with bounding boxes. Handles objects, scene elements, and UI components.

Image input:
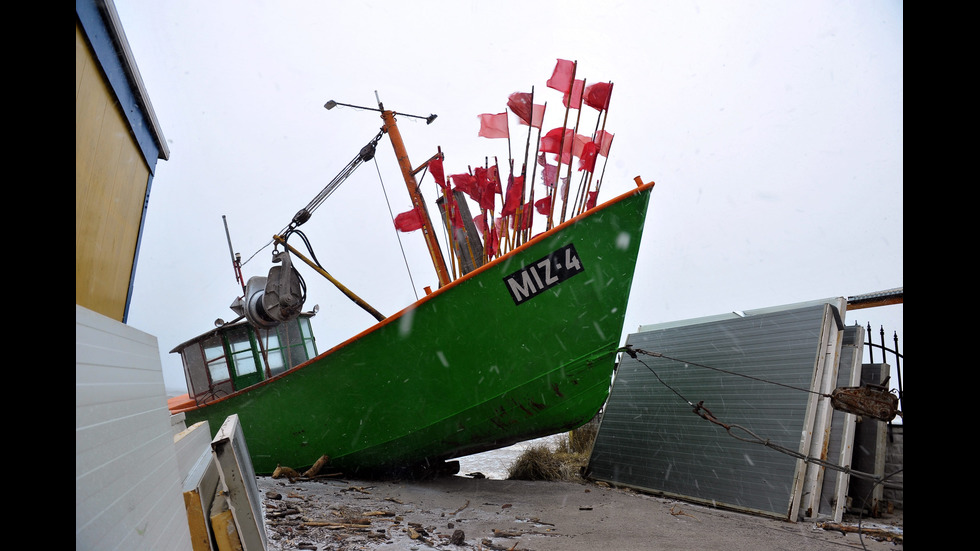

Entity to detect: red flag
[429,157,446,189]
[537,152,558,188]
[583,82,613,111]
[577,140,599,172]
[534,196,552,215]
[474,214,488,237]
[546,59,575,93]
[451,173,478,199]
[514,200,534,230]
[562,79,585,109]
[596,130,614,157]
[540,128,575,164]
[501,174,524,216]
[441,192,465,228]
[488,165,502,195]
[586,190,599,210]
[529,104,545,129]
[517,103,546,130]
[486,223,500,257]
[507,92,533,126]
[394,207,424,232]
[478,112,509,139]
[473,167,496,211]
[571,133,591,158]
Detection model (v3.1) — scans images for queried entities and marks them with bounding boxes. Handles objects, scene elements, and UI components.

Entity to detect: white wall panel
[76,305,192,550]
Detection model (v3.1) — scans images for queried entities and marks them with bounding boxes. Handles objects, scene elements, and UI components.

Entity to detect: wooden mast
[380,107,452,288]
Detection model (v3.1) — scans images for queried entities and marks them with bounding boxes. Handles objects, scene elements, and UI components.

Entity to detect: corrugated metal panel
[587,302,843,520]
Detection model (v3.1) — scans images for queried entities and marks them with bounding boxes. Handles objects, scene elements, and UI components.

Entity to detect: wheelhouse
[171,312,317,405]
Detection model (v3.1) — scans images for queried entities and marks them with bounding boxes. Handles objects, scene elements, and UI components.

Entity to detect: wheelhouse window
[226,326,259,376]
[260,331,286,376]
[203,335,230,383]
[300,316,318,360]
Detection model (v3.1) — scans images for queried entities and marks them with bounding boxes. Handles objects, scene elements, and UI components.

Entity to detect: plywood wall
[76,22,150,322]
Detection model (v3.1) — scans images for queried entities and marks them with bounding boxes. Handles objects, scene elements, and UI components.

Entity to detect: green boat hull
[182,183,654,475]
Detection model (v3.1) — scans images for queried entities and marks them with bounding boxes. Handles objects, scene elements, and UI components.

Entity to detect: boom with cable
[232,130,388,329]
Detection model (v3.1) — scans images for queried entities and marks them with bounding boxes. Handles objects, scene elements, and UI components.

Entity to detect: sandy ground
[256,474,903,551]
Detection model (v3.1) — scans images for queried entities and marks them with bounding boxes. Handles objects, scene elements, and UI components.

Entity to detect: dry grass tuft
[506,423,598,481]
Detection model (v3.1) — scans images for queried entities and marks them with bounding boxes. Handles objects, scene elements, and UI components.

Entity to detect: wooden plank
[183,447,220,551]
[211,415,268,551]
[209,491,243,551]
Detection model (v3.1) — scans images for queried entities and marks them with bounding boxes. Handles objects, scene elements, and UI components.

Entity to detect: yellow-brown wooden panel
[76,23,150,321]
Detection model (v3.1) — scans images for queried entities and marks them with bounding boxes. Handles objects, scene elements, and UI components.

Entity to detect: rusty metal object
[830,384,900,422]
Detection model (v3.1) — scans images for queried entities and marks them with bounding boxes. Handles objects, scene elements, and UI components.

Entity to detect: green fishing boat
[169,89,655,476]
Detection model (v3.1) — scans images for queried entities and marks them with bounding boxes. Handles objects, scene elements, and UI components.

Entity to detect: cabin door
[225,326,265,390]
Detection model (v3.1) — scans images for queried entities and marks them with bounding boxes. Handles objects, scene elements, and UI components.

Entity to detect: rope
[627,346,830,398]
[374,156,418,302]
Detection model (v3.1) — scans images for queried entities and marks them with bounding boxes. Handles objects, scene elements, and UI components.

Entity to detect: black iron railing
[864,322,903,421]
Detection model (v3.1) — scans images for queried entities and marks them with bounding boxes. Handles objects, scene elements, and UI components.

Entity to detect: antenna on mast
[323,95,449,286]
[223,215,246,295]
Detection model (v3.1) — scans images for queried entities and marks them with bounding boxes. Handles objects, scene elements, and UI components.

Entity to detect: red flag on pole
[473,167,496,211]
[501,174,524,216]
[596,130,614,157]
[473,215,488,239]
[489,165,502,195]
[528,104,545,129]
[546,59,575,93]
[478,112,509,139]
[563,79,585,109]
[571,133,592,158]
[429,157,447,190]
[534,196,552,215]
[537,152,558,188]
[586,190,599,210]
[515,102,546,130]
[514,200,534,230]
[394,207,424,232]
[486,222,500,257]
[507,92,533,126]
[583,82,613,111]
[444,191,465,228]
[451,173,478,199]
[577,140,600,172]
[541,128,575,164]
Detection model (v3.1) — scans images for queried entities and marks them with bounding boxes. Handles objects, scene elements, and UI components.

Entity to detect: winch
[230,249,305,328]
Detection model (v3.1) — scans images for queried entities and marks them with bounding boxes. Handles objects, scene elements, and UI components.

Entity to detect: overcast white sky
[113,1,903,395]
